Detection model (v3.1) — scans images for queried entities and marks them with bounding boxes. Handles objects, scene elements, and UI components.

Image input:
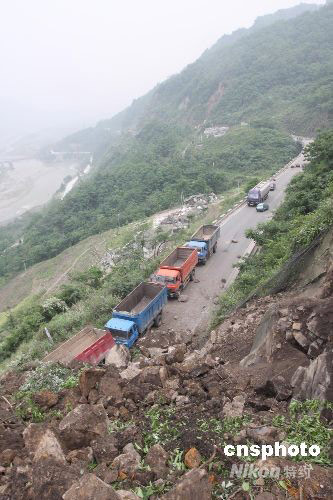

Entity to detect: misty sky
[0,0,326,138]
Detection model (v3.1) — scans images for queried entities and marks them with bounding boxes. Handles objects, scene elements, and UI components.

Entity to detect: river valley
[0,158,78,225]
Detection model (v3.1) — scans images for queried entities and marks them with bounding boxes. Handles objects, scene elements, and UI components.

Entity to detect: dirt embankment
[0,230,332,499]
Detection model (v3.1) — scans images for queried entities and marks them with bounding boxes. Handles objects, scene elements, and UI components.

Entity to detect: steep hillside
[0,132,332,499]
[57,1,331,154]
[0,126,299,281]
[1,2,332,282]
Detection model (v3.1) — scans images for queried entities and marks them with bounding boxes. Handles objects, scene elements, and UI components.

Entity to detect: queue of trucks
[43,176,279,365]
[43,173,278,365]
[43,224,221,363]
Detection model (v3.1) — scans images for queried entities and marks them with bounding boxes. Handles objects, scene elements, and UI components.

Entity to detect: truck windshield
[110,329,129,340]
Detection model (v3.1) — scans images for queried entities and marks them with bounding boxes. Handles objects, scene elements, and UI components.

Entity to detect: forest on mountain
[0,2,332,283]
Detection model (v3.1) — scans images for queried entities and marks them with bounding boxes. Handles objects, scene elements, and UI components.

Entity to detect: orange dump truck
[152,247,198,298]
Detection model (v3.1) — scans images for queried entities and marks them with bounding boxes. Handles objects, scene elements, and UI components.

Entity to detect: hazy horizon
[0,0,325,141]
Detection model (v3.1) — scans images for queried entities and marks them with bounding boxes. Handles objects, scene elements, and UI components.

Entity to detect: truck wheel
[154,312,162,328]
[175,291,180,299]
[190,270,195,281]
[213,243,217,253]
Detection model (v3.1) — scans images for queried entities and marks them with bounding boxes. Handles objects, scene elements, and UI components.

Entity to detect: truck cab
[185,241,207,263]
[152,268,181,297]
[105,318,139,348]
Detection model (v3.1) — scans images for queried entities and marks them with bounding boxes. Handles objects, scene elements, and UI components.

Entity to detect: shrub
[42,297,68,320]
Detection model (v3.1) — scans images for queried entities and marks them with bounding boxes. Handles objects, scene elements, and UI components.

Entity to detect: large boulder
[120,363,142,381]
[23,423,49,455]
[91,435,119,465]
[33,429,66,464]
[137,366,162,387]
[59,404,109,449]
[221,395,245,418]
[79,368,106,399]
[165,344,187,364]
[246,426,279,445]
[291,350,333,401]
[111,443,141,478]
[62,473,120,500]
[30,458,79,499]
[105,345,130,369]
[161,468,212,499]
[98,375,123,402]
[240,305,279,367]
[145,444,169,479]
[33,390,59,409]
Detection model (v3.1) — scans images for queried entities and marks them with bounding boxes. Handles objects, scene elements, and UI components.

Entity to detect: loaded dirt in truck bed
[43,326,107,364]
[173,258,186,267]
[130,296,151,314]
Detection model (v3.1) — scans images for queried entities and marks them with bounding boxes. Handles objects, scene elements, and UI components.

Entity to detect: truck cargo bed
[159,247,194,269]
[191,225,219,241]
[115,282,164,315]
[43,326,107,364]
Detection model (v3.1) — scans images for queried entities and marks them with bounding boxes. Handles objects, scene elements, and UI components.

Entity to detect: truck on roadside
[185,224,220,264]
[43,326,115,365]
[152,247,198,298]
[247,181,270,206]
[105,282,167,347]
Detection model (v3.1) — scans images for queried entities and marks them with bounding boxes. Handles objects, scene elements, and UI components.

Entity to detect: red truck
[152,247,198,298]
[43,326,115,365]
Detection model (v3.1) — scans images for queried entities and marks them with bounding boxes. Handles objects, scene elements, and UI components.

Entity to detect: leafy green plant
[108,419,133,434]
[20,363,75,393]
[285,400,333,464]
[143,405,180,447]
[87,460,98,471]
[133,481,170,499]
[15,391,45,423]
[169,448,186,471]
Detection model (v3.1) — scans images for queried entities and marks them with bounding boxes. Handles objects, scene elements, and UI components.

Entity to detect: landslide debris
[0,255,332,498]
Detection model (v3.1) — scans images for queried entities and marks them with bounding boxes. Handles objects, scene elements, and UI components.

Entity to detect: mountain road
[156,153,305,336]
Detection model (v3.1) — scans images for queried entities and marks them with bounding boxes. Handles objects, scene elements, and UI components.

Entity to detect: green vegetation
[272,400,333,465]
[133,481,171,499]
[143,405,181,448]
[0,187,268,368]
[214,129,333,325]
[0,126,298,282]
[20,363,78,393]
[1,3,332,283]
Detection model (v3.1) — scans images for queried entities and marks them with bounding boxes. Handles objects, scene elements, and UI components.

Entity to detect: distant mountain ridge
[56,2,329,155]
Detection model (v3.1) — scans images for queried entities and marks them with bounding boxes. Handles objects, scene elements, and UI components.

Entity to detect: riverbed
[0,158,77,225]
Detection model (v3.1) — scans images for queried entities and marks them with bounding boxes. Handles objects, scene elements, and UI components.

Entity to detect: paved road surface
[157,153,305,335]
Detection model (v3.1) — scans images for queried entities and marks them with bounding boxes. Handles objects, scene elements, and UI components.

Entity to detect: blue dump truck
[186,224,220,264]
[105,282,167,348]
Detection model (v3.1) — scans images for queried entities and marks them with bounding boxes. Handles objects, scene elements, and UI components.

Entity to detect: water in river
[0,158,77,225]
